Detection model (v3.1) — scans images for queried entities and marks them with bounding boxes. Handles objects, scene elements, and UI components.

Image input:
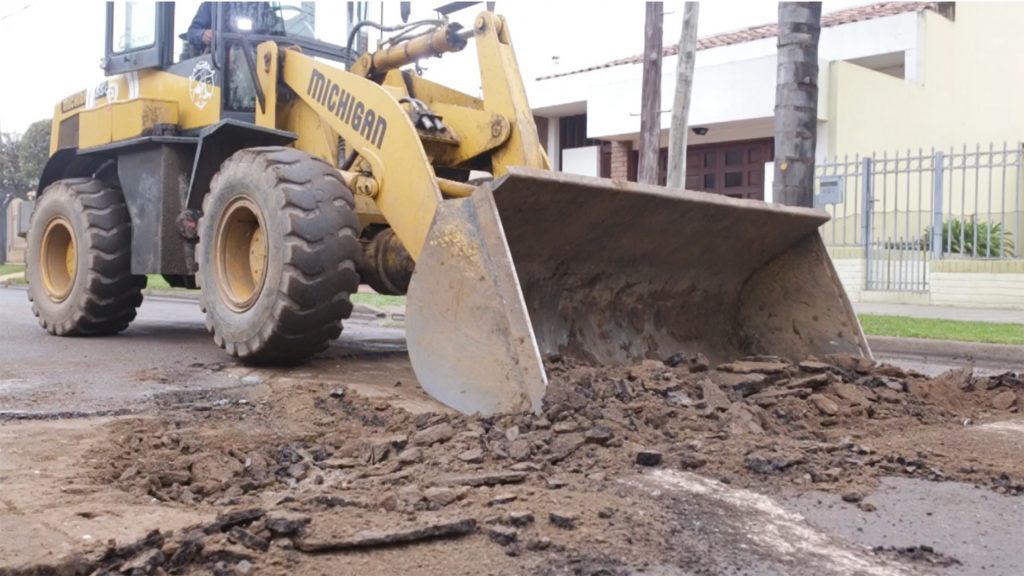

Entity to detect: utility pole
[666,2,699,189]
[773,2,822,207]
[638,1,663,185]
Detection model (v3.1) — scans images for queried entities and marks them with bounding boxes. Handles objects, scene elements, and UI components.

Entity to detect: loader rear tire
[26,178,146,336]
[197,147,361,363]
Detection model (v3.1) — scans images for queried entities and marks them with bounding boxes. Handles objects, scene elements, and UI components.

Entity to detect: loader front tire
[197,147,361,363]
[26,178,146,335]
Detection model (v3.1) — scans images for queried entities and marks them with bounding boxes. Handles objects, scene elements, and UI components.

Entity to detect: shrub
[922,217,1016,257]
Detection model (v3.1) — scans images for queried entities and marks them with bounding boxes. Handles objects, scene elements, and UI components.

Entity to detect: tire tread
[198,147,360,363]
[27,179,146,336]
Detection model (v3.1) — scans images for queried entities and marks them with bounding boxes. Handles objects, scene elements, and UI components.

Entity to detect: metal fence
[816,142,1023,292]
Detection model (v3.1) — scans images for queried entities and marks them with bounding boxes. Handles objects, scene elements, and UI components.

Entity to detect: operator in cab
[187,2,286,54]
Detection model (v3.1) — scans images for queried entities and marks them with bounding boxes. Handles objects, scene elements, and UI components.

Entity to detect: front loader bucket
[406,167,869,415]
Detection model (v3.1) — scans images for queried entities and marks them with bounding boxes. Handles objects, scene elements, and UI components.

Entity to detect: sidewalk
[853,302,1024,324]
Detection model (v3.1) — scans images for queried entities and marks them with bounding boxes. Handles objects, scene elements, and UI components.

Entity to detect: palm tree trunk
[773,2,821,207]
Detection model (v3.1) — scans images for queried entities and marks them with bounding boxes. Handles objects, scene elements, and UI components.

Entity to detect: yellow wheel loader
[28,2,868,415]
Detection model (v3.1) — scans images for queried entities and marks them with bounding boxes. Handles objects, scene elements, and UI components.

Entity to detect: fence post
[931,151,944,260]
[861,157,873,249]
[1018,143,1023,260]
[861,157,873,290]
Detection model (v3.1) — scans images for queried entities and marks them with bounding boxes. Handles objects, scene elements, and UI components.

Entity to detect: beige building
[530,2,1024,309]
[3,198,28,264]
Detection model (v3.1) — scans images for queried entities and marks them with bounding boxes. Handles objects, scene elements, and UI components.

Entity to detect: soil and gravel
[4,353,1022,576]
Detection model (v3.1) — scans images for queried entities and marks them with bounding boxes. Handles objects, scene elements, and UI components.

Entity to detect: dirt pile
[543,354,1023,494]
[14,354,1024,575]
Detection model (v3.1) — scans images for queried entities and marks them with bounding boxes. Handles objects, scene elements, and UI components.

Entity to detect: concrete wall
[561,146,601,177]
[586,55,830,141]
[831,255,866,303]
[829,253,1024,310]
[930,271,1024,309]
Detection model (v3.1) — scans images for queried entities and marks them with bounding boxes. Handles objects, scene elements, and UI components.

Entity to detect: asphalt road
[0,285,409,418]
[0,282,1003,420]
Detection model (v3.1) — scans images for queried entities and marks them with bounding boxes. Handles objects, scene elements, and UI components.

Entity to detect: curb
[868,335,1024,366]
[143,288,201,301]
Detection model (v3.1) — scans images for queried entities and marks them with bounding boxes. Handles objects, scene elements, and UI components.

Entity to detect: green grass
[859,314,1024,346]
[351,293,406,309]
[0,263,25,277]
[3,270,176,289]
[145,274,173,290]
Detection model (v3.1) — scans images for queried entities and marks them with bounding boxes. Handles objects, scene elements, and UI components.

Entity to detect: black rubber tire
[26,178,146,335]
[197,147,361,363]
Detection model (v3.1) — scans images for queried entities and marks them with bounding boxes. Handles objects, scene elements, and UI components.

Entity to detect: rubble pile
[29,355,1022,574]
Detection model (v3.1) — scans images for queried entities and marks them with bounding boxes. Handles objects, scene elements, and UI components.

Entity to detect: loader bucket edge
[405,189,547,416]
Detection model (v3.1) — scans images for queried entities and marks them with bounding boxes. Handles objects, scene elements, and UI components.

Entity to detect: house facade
[529,2,1024,309]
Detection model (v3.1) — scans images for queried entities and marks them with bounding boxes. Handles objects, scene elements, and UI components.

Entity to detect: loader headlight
[235,16,254,32]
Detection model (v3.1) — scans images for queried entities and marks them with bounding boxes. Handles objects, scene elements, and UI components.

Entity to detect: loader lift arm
[243,12,558,414]
[258,12,548,261]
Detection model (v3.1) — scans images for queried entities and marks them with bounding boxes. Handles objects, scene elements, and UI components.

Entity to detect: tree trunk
[773,2,821,207]
[638,2,663,185]
[666,2,699,189]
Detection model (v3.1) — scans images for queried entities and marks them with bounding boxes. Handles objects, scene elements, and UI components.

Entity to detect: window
[104,1,168,74]
[111,2,157,52]
[559,115,599,151]
[724,172,743,188]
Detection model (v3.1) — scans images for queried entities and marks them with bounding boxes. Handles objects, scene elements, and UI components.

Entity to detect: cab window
[104,2,171,75]
[111,1,157,52]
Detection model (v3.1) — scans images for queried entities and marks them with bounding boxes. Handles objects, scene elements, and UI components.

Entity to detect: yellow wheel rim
[215,197,268,312]
[40,216,77,303]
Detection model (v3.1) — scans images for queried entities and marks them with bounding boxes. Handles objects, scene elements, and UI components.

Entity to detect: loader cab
[103,1,353,126]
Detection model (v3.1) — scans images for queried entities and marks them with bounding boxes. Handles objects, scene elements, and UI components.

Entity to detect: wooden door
[685,139,773,200]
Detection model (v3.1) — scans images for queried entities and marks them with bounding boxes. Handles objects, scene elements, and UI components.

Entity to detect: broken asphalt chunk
[295,518,476,553]
[635,450,663,467]
[434,470,527,487]
[717,360,790,375]
[548,512,576,530]
[203,508,266,534]
[485,525,518,546]
[265,514,311,537]
[227,527,269,552]
[411,423,455,446]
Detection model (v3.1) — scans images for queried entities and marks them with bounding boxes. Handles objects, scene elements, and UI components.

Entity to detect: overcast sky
[0,0,869,134]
